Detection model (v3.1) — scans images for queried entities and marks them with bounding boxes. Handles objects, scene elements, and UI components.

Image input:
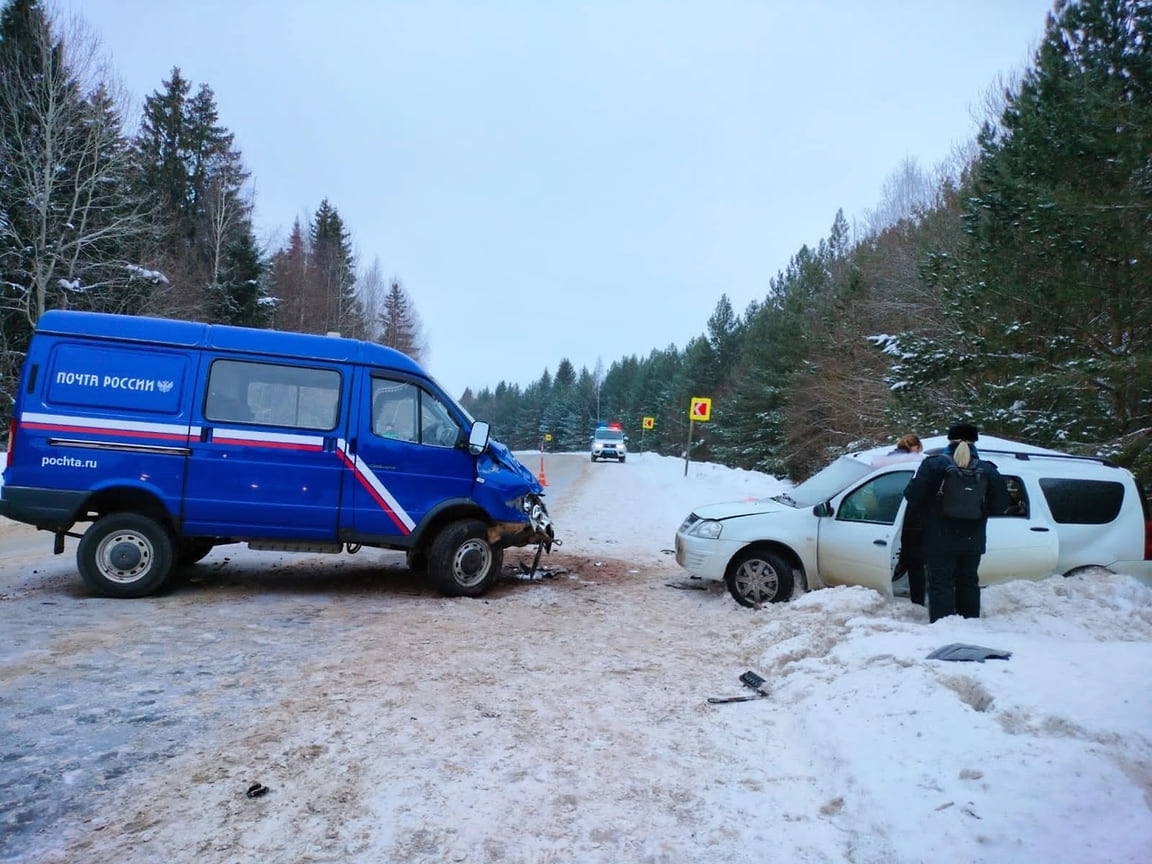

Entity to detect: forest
[2,0,1150,484]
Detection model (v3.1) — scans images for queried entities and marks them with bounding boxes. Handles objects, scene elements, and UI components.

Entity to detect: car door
[978,474,1059,584]
[816,468,917,594]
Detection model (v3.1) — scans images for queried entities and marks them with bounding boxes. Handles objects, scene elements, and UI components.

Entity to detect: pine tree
[131,68,262,319]
[377,277,425,360]
[268,219,310,332]
[309,199,362,336]
[902,0,1152,453]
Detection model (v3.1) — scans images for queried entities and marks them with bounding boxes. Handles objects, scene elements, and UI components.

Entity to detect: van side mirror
[468,421,491,456]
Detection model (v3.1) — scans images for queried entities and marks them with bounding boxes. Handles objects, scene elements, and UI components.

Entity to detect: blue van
[0,311,555,598]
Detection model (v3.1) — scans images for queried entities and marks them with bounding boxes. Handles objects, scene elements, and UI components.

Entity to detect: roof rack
[924,446,1118,469]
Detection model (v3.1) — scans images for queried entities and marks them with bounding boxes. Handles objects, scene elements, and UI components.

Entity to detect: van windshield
[779,456,873,508]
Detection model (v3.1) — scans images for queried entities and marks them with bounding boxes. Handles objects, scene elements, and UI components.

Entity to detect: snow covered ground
[2,451,1151,863]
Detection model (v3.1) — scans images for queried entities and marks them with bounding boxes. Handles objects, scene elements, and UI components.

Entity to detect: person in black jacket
[889,434,926,606]
[903,422,1011,623]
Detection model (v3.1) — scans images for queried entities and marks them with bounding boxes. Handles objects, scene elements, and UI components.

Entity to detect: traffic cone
[538,453,548,486]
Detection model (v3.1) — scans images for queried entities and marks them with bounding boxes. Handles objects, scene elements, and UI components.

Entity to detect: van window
[372,380,419,442]
[838,470,913,524]
[1039,478,1125,525]
[206,359,340,430]
[371,378,461,448]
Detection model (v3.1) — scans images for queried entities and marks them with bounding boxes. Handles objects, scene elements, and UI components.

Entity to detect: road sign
[642,417,654,430]
[689,397,711,422]
[544,434,552,442]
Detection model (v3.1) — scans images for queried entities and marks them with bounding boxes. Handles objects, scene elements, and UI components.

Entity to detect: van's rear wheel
[427,519,503,597]
[78,513,175,598]
[726,548,794,607]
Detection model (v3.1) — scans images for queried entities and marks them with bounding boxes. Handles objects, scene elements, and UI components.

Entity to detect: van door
[182,357,346,540]
[817,469,917,594]
[341,374,475,541]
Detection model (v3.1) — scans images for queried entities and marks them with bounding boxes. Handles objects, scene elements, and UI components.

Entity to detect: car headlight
[687,519,722,540]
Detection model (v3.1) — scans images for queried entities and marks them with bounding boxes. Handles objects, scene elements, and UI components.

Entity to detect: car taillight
[5,417,13,468]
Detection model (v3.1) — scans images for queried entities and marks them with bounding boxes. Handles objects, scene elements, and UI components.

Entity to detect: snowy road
[0,453,762,864]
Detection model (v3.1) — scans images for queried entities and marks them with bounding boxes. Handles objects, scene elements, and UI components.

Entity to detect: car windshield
[596,429,624,441]
[777,456,873,507]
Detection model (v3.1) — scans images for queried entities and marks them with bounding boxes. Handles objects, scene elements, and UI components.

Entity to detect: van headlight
[686,519,722,540]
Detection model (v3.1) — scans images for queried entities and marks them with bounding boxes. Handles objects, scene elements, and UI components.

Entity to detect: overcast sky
[61,0,1054,400]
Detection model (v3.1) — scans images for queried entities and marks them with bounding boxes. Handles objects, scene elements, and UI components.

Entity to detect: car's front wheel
[427,519,504,597]
[77,513,175,598]
[725,547,794,607]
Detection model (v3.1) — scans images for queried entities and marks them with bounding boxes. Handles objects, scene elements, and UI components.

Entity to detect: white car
[675,435,1152,607]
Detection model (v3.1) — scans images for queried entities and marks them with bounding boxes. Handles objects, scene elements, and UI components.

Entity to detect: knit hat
[946,422,979,442]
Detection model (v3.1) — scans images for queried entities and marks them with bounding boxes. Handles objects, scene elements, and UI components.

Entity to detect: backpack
[936,457,988,521]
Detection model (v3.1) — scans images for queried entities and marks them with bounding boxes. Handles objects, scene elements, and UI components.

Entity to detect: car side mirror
[468,421,491,456]
[813,501,833,518]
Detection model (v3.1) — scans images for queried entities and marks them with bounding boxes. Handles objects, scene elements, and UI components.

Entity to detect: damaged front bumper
[490,492,556,552]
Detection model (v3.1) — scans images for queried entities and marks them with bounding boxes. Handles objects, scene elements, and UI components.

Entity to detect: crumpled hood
[480,439,543,494]
[691,496,791,520]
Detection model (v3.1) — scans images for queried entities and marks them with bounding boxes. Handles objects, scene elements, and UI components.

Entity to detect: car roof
[851,435,1126,479]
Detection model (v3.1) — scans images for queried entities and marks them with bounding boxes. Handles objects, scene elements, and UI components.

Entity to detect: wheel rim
[96,531,154,584]
[451,538,492,588]
[733,558,779,604]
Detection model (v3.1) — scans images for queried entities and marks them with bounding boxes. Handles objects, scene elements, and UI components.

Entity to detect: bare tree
[355,256,388,342]
[861,157,938,237]
[0,7,154,326]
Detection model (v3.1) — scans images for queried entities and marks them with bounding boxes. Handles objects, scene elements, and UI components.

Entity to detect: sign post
[684,398,712,476]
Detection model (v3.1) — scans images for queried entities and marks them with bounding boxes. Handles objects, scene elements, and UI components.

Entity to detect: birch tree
[0,0,153,327]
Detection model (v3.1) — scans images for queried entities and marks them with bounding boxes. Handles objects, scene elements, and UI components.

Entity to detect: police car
[590,423,627,462]
[675,435,1152,607]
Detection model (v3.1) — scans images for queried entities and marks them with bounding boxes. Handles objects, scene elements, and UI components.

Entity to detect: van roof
[35,310,425,376]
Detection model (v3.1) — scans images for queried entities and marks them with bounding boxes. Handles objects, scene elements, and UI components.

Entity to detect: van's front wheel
[78,513,175,598]
[428,520,503,597]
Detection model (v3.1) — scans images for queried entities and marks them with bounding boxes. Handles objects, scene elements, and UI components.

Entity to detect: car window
[997,475,1029,518]
[1039,478,1125,524]
[836,470,913,525]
